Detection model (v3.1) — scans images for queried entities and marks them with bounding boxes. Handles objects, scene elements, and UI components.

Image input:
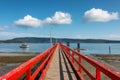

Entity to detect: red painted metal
[78,56,82,73]
[0,44,58,80]
[1,43,120,80]
[60,43,120,80]
[96,69,101,80]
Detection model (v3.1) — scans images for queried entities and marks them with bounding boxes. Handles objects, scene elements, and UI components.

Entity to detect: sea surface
[0,43,120,54]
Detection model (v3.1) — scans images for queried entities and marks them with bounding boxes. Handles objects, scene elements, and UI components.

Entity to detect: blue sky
[0,0,120,40]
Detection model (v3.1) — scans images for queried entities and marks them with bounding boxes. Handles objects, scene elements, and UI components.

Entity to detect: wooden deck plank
[45,45,77,80]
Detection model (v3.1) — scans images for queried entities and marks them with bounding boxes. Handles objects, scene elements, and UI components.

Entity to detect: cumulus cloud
[15,11,72,27]
[44,11,72,25]
[15,15,42,27]
[83,8,119,22]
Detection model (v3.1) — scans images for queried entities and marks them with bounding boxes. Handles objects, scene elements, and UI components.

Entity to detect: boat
[20,43,29,48]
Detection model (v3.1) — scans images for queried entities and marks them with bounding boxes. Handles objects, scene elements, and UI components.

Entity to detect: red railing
[0,44,58,80]
[60,43,120,80]
[1,43,120,80]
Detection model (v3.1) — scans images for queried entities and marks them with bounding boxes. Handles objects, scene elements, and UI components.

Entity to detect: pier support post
[77,42,80,52]
[109,46,111,54]
[67,42,70,47]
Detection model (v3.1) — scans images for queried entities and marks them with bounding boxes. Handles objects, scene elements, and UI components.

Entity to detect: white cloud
[15,11,72,27]
[15,15,42,27]
[83,8,119,22]
[44,11,72,25]
[0,31,48,39]
[1,31,120,40]
[0,26,9,31]
[72,34,120,40]
[0,27,5,31]
[107,34,120,40]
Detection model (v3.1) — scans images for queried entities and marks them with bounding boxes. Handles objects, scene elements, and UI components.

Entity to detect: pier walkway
[0,43,120,80]
[45,45,77,80]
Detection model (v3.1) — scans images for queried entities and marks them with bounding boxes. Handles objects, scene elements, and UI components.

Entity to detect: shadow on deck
[45,46,77,80]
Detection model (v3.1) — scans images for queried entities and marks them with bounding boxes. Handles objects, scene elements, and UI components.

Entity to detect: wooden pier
[0,43,120,80]
[45,45,77,80]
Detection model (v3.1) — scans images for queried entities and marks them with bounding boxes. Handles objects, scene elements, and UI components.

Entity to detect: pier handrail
[60,43,120,80]
[0,44,58,80]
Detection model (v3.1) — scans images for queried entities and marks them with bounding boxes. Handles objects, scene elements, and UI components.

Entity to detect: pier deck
[0,43,120,80]
[45,46,77,80]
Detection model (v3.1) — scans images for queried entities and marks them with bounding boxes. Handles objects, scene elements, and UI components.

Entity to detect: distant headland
[0,37,120,43]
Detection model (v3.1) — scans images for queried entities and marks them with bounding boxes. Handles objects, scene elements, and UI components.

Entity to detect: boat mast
[50,27,53,46]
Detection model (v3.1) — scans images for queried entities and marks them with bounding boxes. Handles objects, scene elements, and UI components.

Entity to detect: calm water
[0,43,120,54]
[0,43,51,53]
[70,43,120,54]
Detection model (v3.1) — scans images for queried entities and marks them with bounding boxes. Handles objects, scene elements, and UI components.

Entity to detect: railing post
[68,50,70,58]
[78,55,82,73]
[41,57,45,72]
[72,52,74,64]
[26,68,31,80]
[96,69,101,80]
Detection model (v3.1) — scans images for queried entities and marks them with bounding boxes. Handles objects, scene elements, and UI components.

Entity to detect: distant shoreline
[1,42,120,44]
[1,37,120,43]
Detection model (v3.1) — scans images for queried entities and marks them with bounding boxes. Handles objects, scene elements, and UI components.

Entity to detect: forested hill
[1,37,120,43]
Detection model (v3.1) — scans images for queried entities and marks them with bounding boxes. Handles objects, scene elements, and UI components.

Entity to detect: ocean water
[0,43,120,54]
[0,43,51,53]
[70,43,120,54]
